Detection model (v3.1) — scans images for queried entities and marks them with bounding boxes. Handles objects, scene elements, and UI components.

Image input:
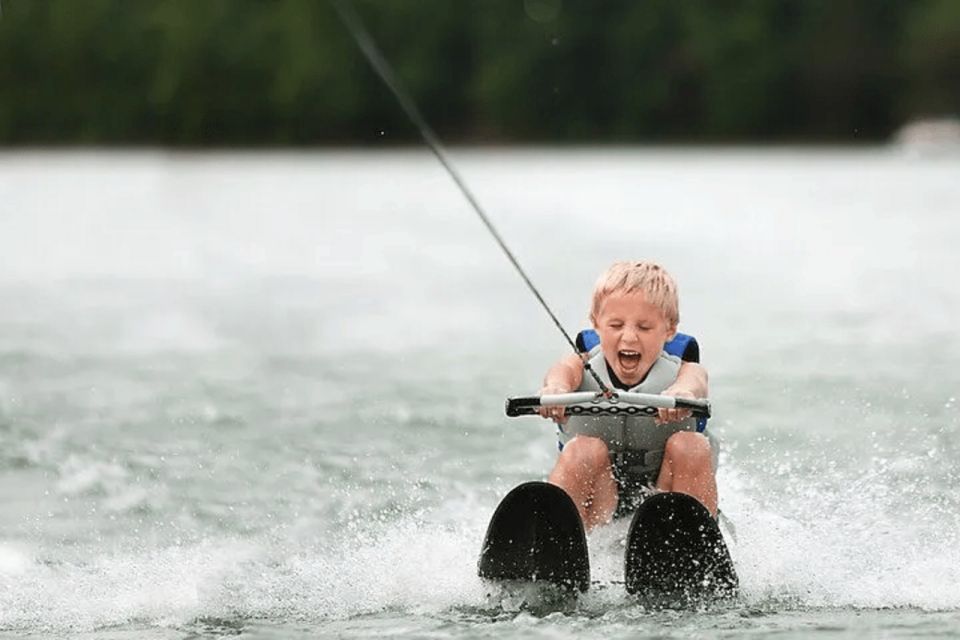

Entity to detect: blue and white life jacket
[559,330,710,480]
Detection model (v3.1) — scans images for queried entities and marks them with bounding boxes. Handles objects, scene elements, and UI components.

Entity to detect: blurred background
[0,0,958,147]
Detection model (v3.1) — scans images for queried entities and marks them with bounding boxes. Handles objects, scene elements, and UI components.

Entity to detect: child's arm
[537,353,585,424]
[658,362,709,425]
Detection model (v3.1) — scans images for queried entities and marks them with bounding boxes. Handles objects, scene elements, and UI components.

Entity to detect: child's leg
[655,431,718,516]
[548,436,618,530]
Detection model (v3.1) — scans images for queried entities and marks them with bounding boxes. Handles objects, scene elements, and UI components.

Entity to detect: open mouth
[618,350,642,370]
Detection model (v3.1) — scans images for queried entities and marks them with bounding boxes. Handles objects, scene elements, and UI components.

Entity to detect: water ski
[624,492,738,601]
[478,481,590,592]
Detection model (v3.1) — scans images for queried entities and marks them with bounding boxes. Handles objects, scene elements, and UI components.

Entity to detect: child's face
[592,289,675,387]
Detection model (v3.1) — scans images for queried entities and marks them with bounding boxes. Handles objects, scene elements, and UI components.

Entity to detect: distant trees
[0,0,956,145]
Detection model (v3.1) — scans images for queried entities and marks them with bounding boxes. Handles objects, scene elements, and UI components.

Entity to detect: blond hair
[590,261,679,328]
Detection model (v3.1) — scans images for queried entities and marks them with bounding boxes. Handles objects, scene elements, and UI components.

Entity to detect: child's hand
[657,384,694,425]
[538,384,570,425]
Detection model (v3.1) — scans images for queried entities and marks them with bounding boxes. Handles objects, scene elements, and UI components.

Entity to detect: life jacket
[558,330,706,480]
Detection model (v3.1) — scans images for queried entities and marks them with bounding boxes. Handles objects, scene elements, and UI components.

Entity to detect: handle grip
[505,392,711,419]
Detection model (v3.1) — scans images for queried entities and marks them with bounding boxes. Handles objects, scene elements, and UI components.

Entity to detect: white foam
[55,455,128,496]
[0,539,256,631]
[53,454,158,513]
[0,543,31,576]
[236,519,489,620]
[719,456,960,611]
[0,512,491,632]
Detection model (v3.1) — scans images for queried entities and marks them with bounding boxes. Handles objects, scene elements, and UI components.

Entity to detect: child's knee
[664,431,713,470]
[560,436,611,471]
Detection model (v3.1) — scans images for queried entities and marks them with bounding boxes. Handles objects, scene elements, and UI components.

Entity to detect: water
[1,148,958,638]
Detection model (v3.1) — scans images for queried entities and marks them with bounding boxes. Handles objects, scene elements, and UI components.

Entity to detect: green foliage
[900,0,960,118]
[0,0,956,144]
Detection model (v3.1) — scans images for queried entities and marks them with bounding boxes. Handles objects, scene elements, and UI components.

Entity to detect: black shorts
[611,453,658,519]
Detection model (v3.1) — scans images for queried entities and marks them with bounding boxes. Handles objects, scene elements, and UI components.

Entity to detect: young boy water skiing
[538,261,718,529]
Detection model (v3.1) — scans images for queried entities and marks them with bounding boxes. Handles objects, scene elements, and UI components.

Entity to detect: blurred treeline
[0,0,958,145]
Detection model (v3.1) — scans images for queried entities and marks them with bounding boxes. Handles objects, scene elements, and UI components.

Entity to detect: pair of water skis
[477,481,738,606]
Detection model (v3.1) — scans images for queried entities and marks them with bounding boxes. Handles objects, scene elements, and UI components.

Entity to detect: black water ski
[478,482,589,592]
[625,492,738,601]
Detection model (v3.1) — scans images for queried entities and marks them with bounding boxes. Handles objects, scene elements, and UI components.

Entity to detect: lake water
[0,148,958,638]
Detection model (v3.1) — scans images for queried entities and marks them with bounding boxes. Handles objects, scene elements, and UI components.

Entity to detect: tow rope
[330,0,612,396]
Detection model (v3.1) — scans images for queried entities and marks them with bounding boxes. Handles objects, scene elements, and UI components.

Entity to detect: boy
[539,261,717,529]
